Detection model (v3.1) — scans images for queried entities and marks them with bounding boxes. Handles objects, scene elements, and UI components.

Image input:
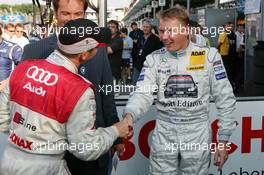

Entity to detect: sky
[0,0,131,8]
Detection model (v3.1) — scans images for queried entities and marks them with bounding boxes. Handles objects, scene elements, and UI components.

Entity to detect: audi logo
[26,66,58,86]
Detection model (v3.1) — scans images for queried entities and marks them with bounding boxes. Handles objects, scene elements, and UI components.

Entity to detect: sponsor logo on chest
[191,51,206,56]
[9,133,33,150]
[215,72,227,80]
[187,50,206,71]
[13,112,37,132]
[23,82,46,97]
[26,66,58,86]
[158,69,171,74]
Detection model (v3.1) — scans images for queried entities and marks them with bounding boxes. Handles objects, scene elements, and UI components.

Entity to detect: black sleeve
[22,37,56,60]
[151,35,163,51]
[129,31,133,39]
[22,42,38,60]
[142,35,162,59]
[137,35,163,70]
[108,37,123,54]
[101,47,122,145]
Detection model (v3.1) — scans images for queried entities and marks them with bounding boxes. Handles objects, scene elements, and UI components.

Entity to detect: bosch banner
[114,101,264,175]
[0,100,263,174]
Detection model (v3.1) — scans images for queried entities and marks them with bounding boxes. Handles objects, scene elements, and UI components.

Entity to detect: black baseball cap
[120,28,128,35]
[57,18,111,54]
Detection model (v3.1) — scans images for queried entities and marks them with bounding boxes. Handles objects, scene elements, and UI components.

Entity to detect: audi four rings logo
[26,66,58,86]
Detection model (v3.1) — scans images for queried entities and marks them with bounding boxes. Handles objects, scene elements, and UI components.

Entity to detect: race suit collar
[170,49,186,58]
[47,50,78,73]
[169,41,192,59]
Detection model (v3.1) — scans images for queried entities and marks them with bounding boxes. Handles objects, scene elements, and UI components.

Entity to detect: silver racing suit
[125,42,236,175]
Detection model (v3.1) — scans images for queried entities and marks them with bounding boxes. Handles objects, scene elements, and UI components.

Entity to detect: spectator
[120,27,133,84]
[12,23,30,49]
[235,24,245,92]
[0,27,23,92]
[218,23,231,83]
[28,25,41,43]
[107,20,124,86]
[189,20,210,47]
[22,0,124,174]
[129,22,143,74]
[2,23,15,42]
[29,30,41,43]
[236,25,245,52]
[227,22,237,89]
[132,19,163,85]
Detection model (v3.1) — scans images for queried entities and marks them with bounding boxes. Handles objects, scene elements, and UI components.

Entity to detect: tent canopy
[1,14,25,24]
[123,0,215,21]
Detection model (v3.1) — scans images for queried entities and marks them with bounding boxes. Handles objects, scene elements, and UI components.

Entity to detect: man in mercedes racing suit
[123,6,237,175]
[0,19,130,175]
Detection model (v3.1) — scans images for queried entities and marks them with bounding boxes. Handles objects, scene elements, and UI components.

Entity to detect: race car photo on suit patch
[164,75,198,98]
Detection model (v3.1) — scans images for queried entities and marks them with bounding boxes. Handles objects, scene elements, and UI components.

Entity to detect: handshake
[113,113,134,138]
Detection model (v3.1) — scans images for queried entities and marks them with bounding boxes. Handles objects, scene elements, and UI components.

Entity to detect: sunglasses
[8,30,15,33]
[16,30,24,33]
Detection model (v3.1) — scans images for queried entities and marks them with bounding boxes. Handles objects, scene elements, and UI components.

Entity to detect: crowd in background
[106,19,163,89]
[0,18,246,96]
[217,22,245,94]
[1,23,29,48]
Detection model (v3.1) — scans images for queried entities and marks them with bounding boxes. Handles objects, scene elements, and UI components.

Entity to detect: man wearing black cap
[129,22,143,77]
[0,19,130,175]
[22,0,124,174]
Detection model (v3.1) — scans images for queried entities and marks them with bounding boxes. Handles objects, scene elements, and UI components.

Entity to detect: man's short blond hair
[4,23,15,30]
[15,23,24,29]
[157,5,190,26]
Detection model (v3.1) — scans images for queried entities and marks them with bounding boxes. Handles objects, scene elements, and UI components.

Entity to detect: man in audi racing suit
[0,19,129,175]
[0,27,23,92]
[123,6,237,175]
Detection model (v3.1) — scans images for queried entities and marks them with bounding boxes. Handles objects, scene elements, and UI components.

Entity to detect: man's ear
[79,48,97,63]
[87,48,98,58]
[80,52,88,61]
